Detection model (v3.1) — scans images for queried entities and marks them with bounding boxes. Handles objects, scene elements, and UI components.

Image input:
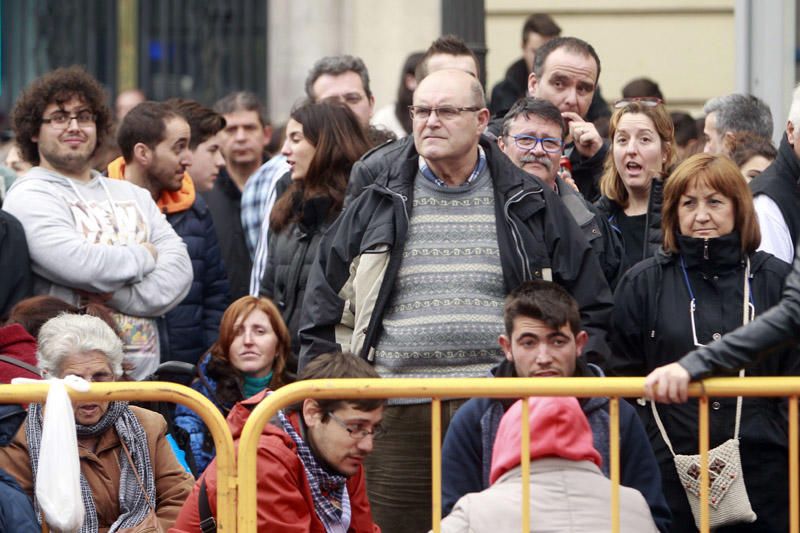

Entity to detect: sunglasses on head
[613,97,663,109]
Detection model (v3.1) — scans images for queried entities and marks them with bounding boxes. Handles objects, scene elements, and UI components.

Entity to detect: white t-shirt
[754,194,794,263]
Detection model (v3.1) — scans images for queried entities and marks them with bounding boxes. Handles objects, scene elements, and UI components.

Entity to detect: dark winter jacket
[0,210,32,319]
[610,233,797,532]
[749,135,800,249]
[300,136,613,369]
[260,194,335,378]
[557,176,624,288]
[489,58,529,117]
[162,193,230,365]
[595,177,664,274]
[441,358,671,533]
[0,468,38,533]
[203,170,252,300]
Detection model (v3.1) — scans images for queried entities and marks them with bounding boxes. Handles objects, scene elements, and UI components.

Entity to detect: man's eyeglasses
[408,105,481,121]
[41,110,97,129]
[613,97,663,109]
[506,134,564,153]
[327,411,386,440]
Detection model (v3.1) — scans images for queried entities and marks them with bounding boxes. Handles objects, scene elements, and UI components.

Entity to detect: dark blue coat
[441,359,671,533]
[162,195,230,365]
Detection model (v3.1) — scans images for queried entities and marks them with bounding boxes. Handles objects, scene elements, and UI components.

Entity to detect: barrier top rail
[236,376,800,533]
[0,382,237,533]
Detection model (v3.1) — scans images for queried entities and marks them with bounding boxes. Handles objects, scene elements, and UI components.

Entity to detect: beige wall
[268,0,440,124]
[486,0,736,115]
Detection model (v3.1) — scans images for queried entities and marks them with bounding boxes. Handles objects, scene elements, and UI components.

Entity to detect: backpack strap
[198,477,217,533]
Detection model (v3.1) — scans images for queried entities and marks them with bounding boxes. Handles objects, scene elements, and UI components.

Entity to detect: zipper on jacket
[703,239,709,260]
[503,189,538,280]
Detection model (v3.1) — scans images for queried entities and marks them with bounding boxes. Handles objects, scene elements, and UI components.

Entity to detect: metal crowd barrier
[237,376,800,533]
[0,382,237,533]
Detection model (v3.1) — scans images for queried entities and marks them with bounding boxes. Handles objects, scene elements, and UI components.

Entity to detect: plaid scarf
[419,145,487,187]
[277,409,351,533]
[26,401,156,533]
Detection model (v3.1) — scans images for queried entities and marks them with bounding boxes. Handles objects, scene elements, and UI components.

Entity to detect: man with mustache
[441,280,671,532]
[498,97,623,287]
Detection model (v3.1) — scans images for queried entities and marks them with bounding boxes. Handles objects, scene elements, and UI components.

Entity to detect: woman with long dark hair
[260,101,371,376]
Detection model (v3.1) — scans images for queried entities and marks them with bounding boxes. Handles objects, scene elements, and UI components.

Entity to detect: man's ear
[574,330,589,357]
[302,399,323,428]
[498,334,513,362]
[133,142,152,166]
[527,72,539,97]
[787,121,795,146]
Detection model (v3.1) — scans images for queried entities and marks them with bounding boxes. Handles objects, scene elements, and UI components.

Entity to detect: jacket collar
[676,232,743,272]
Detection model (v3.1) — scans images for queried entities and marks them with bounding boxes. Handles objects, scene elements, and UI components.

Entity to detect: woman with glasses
[0,313,194,531]
[609,154,796,532]
[174,295,291,474]
[595,99,676,273]
[259,100,371,377]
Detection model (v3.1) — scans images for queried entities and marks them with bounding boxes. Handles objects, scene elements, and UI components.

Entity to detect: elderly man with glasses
[297,68,612,533]
[499,97,623,288]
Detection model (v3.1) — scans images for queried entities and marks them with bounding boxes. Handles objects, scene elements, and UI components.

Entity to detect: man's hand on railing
[644,363,691,403]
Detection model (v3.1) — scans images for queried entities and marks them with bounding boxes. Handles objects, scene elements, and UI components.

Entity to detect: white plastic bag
[34,376,90,532]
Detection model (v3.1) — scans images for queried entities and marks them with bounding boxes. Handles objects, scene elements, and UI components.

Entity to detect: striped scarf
[26,401,156,532]
[277,410,351,533]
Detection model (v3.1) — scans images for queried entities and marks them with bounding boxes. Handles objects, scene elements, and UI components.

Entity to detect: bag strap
[651,257,751,456]
[119,439,156,512]
[0,354,42,377]
[198,477,217,533]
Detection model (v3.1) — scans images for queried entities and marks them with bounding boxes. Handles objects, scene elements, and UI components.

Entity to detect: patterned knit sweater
[374,167,505,390]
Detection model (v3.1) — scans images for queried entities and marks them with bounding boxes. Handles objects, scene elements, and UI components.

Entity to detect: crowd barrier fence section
[0,382,237,533]
[237,377,800,533]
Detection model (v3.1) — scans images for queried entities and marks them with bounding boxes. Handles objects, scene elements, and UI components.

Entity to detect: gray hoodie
[2,167,192,377]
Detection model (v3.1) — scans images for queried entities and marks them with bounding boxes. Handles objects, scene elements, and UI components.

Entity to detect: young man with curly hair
[2,66,191,380]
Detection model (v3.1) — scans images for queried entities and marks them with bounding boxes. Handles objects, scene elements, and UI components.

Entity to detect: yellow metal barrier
[237,376,800,533]
[0,382,237,533]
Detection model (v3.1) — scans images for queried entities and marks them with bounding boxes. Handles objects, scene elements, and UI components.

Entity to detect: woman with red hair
[174,295,291,474]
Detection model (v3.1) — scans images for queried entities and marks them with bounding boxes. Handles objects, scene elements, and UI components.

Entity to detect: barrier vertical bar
[520,397,530,533]
[790,396,798,533]
[431,398,442,533]
[699,395,710,533]
[610,397,620,533]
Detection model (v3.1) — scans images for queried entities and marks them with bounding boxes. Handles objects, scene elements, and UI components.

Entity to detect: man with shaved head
[298,68,612,532]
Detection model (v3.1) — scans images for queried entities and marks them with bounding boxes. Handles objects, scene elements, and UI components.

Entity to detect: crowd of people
[0,10,797,533]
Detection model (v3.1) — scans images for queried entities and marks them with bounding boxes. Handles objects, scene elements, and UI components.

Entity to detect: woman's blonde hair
[599,101,676,209]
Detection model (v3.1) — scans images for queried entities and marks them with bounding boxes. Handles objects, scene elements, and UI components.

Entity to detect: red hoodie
[490,396,601,485]
[0,324,40,383]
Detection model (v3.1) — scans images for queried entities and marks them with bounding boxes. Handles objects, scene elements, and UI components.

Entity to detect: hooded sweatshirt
[439,397,659,533]
[2,167,192,378]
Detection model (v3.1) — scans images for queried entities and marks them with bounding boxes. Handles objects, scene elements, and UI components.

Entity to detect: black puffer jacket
[300,135,613,369]
[610,233,798,532]
[260,193,335,377]
[0,211,32,319]
[594,177,664,274]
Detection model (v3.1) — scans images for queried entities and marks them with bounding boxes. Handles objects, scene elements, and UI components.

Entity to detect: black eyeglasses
[408,105,481,121]
[327,411,386,440]
[613,97,663,109]
[41,110,97,129]
[506,134,563,153]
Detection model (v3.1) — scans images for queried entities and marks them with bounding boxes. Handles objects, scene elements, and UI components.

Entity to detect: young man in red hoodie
[171,351,383,532]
